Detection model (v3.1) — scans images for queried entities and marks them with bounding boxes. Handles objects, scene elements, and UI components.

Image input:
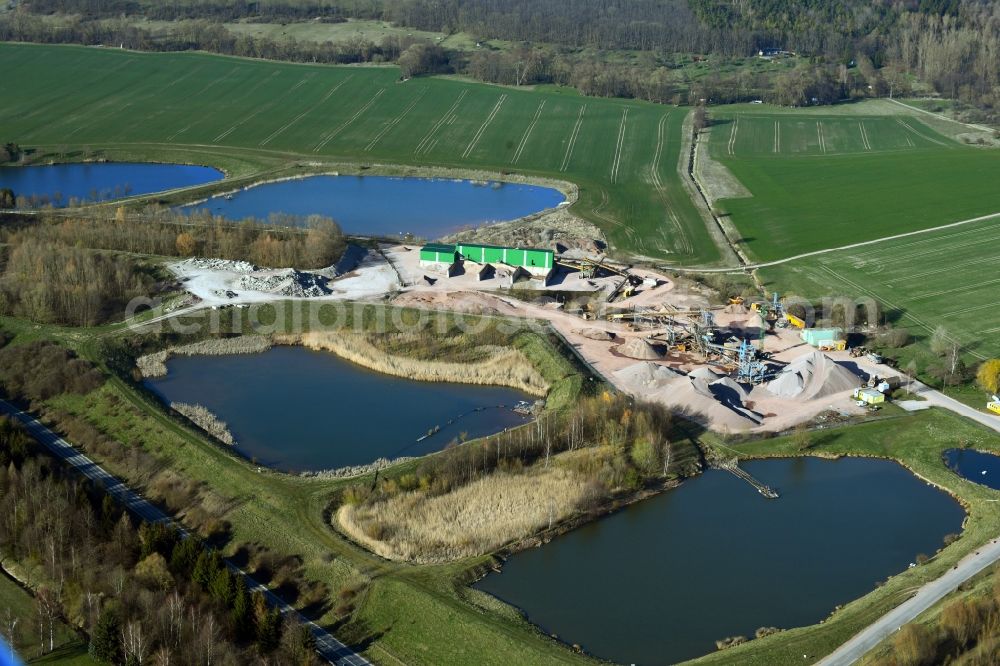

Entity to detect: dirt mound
[766,350,860,401]
[574,327,615,341]
[618,338,665,360]
[614,362,684,392]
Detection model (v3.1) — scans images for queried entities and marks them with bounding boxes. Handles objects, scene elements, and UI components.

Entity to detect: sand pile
[689,367,724,381]
[666,377,762,429]
[574,327,615,341]
[618,338,665,360]
[614,362,684,391]
[724,303,748,315]
[766,350,860,401]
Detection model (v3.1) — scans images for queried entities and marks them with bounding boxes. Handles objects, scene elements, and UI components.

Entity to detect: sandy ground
[170,243,871,434]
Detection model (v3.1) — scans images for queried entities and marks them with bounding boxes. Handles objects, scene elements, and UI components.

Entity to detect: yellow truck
[988,397,1000,415]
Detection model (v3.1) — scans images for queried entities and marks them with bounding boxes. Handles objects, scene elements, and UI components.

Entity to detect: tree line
[342,391,703,516]
[0,209,346,326]
[0,415,320,664]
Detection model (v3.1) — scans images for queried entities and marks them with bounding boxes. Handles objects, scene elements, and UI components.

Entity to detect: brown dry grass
[337,465,589,563]
[288,331,549,396]
[136,335,272,377]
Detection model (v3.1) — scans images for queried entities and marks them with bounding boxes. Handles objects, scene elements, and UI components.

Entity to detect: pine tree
[89,607,121,664]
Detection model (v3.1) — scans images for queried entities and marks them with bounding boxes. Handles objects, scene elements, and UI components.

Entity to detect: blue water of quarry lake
[186,175,566,238]
[0,162,222,206]
[144,346,532,472]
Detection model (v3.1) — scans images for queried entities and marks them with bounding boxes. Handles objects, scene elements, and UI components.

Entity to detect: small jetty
[717,458,779,499]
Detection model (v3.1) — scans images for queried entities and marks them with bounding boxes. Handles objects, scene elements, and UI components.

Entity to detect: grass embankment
[0,570,93,664]
[688,408,1000,666]
[0,42,722,264]
[290,330,550,396]
[136,335,273,377]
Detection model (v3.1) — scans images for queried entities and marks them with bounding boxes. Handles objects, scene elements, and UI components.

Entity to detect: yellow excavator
[988,396,1000,416]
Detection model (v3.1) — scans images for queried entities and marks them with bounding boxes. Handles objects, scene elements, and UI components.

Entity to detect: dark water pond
[943,448,1000,490]
[186,175,565,238]
[0,163,222,206]
[475,457,964,665]
[144,346,531,472]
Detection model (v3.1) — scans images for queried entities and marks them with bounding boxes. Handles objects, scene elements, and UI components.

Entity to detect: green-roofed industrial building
[419,242,554,277]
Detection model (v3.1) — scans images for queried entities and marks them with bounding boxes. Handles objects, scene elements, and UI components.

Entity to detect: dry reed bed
[136,336,273,378]
[337,467,588,563]
[287,331,549,396]
[170,402,237,446]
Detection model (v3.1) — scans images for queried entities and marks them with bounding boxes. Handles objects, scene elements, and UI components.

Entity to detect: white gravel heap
[182,257,257,273]
[767,350,860,401]
[237,269,331,298]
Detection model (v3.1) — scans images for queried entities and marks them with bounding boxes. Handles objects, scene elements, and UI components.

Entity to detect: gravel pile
[614,361,684,391]
[767,350,860,401]
[574,327,615,341]
[183,257,257,273]
[237,269,331,297]
[618,337,666,360]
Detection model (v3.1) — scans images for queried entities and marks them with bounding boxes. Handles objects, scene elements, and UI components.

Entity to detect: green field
[708,106,1000,262]
[759,214,1000,360]
[0,572,93,664]
[0,42,716,263]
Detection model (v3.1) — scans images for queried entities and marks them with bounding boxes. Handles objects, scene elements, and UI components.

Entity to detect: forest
[0,412,319,664]
[0,210,346,326]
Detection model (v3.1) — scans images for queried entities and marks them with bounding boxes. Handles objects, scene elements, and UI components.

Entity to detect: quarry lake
[476,457,964,665]
[943,448,1000,490]
[0,163,222,206]
[186,175,566,237]
[144,346,531,472]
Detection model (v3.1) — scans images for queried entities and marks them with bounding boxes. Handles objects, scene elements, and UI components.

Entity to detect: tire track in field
[727,114,739,155]
[859,122,872,150]
[559,105,587,172]
[885,255,999,285]
[648,113,692,255]
[947,302,1000,318]
[365,88,427,152]
[169,70,247,143]
[847,222,999,260]
[609,107,629,184]
[414,90,468,155]
[259,75,353,147]
[313,88,385,152]
[213,71,297,143]
[591,189,637,243]
[21,57,145,139]
[908,276,1000,302]
[896,118,949,147]
[510,100,546,164]
[462,94,508,159]
[816,121,827,153]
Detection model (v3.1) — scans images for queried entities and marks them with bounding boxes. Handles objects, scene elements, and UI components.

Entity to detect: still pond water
[187,175,565,238]
[0,163,222,206]
[144,346,531,472]
[943,448,1000,490]
[476,457,964,665]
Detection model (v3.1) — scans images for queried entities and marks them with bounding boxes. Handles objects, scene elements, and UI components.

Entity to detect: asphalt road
[818,536,1000,665]
[0,399,371,666]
